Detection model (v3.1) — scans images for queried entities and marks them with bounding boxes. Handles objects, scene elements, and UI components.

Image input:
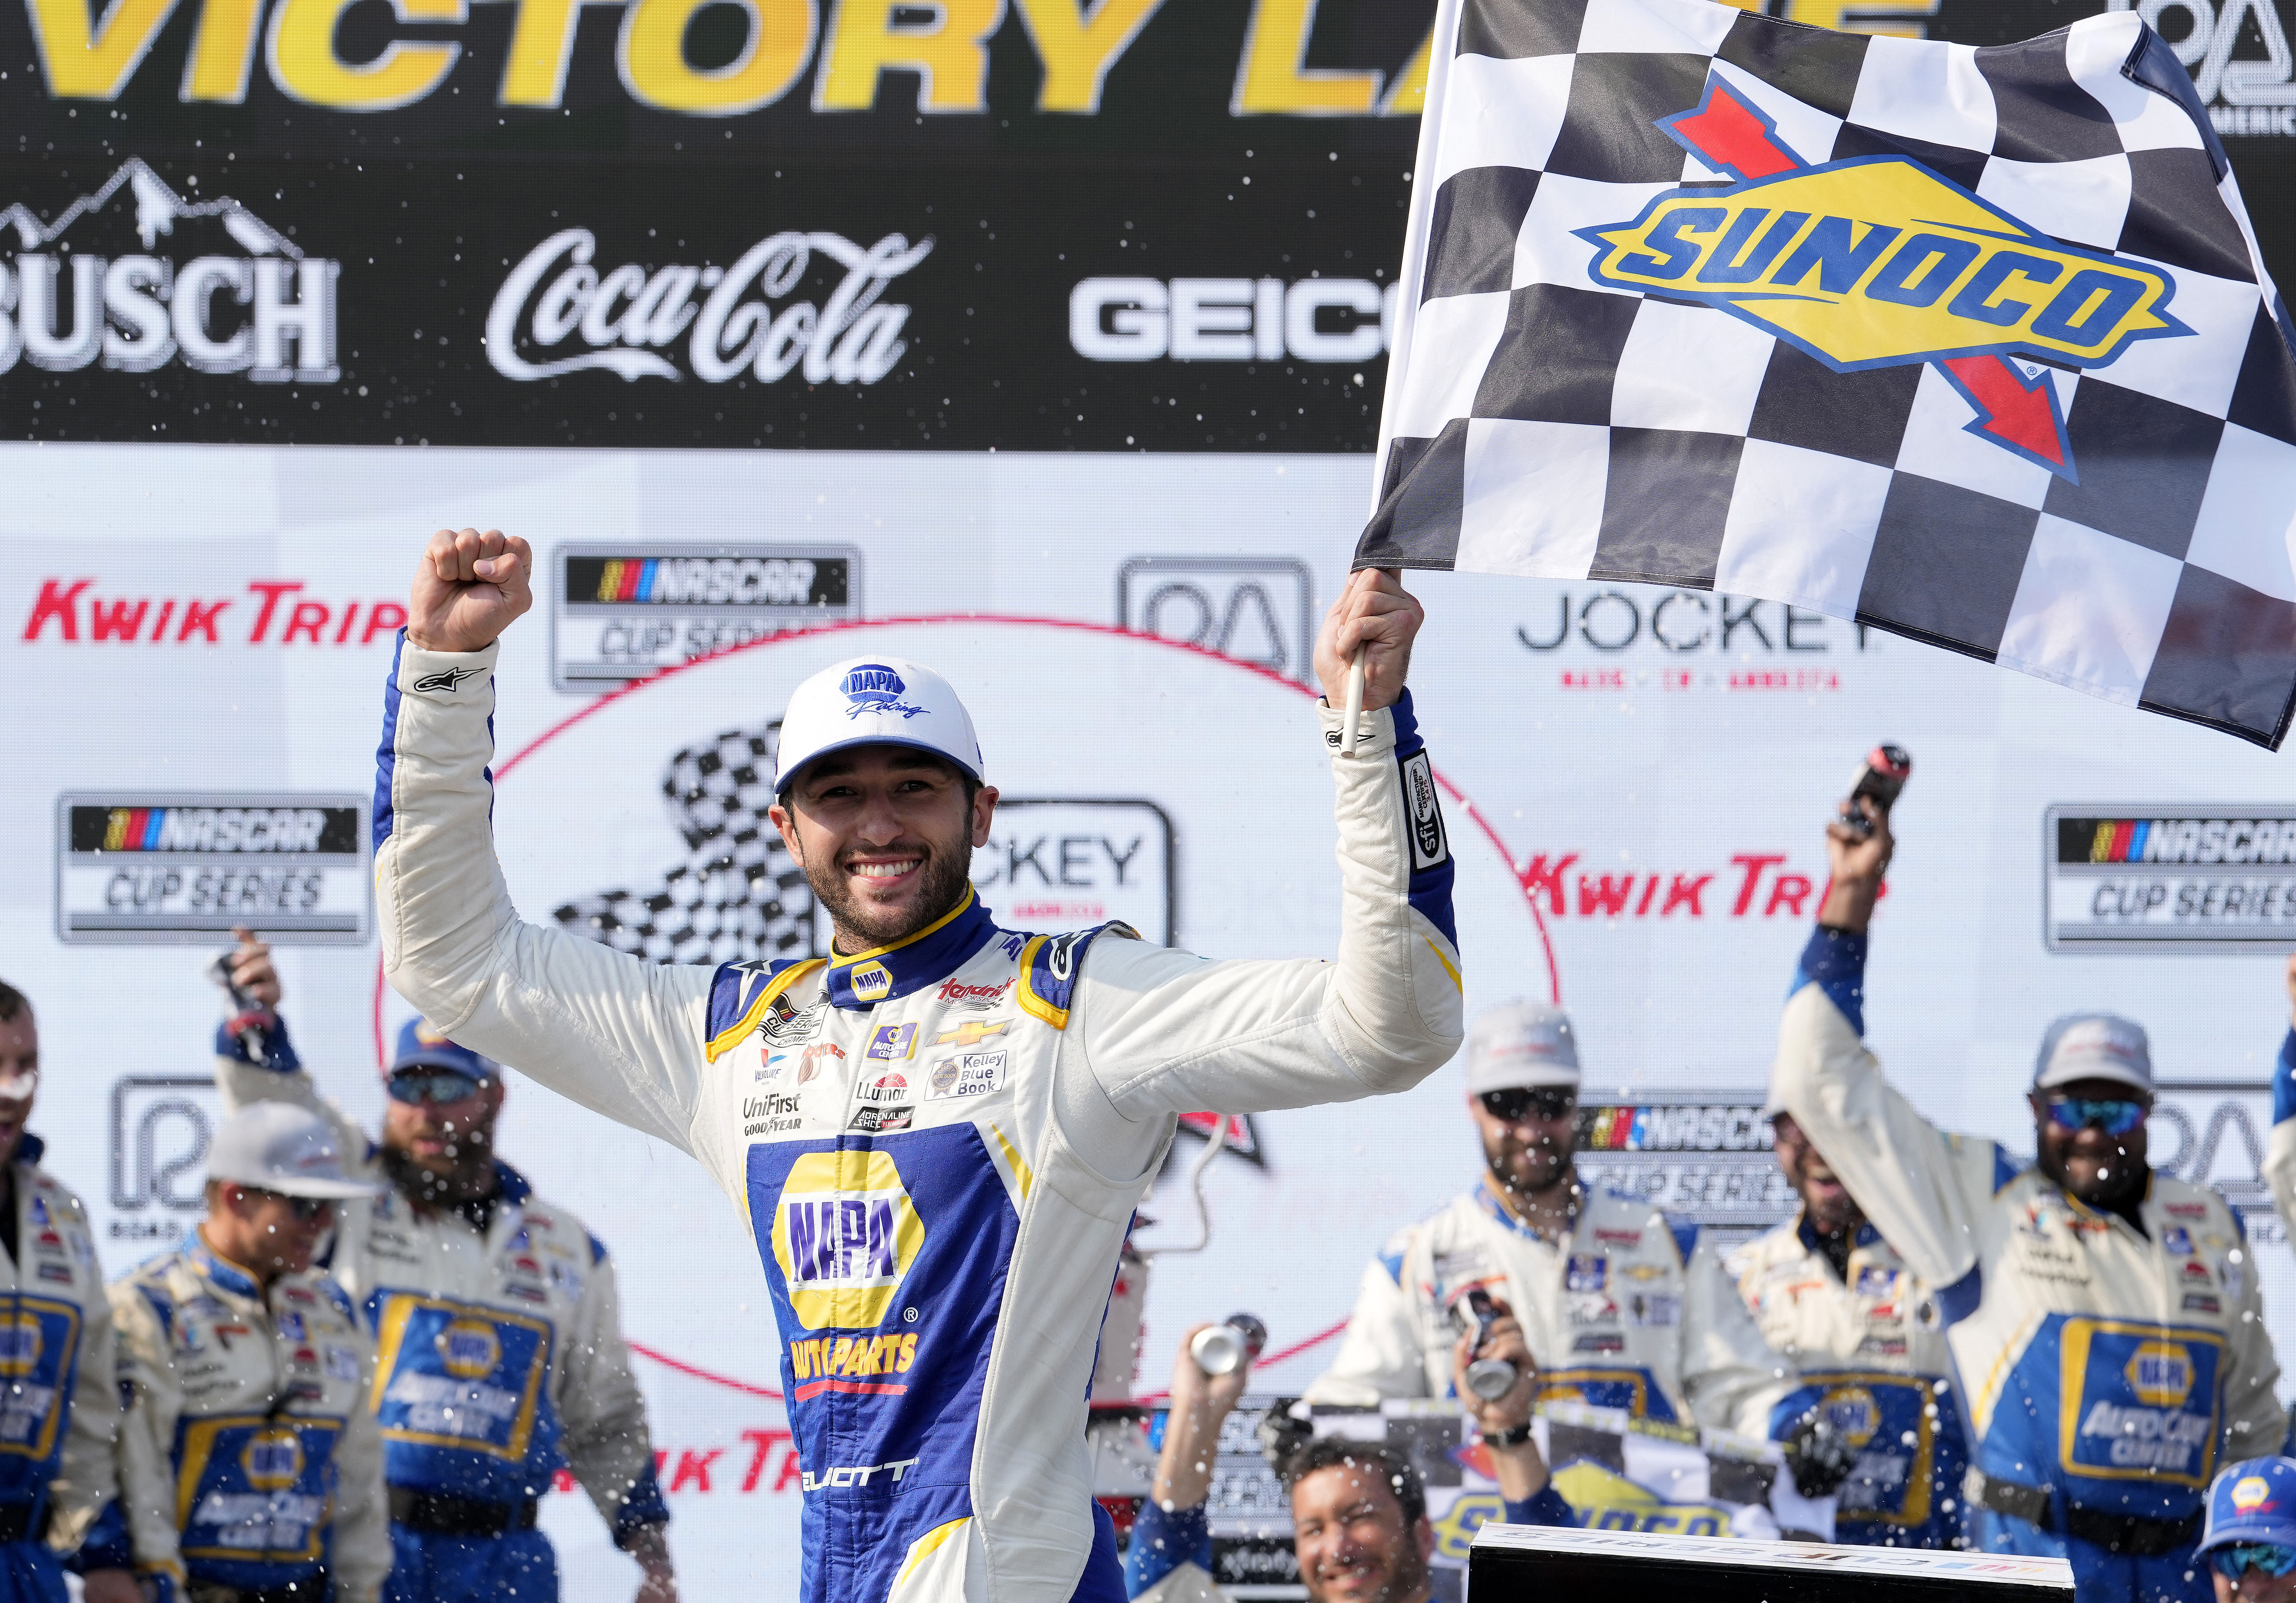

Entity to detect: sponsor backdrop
[4,0,2296,1593]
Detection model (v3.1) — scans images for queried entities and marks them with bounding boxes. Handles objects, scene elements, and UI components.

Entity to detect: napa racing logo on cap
[1577,76,2191,482]
[771,1149,925,1330]
[436,1320,502,1380]
[240,1428,305,1490]
[840,664,926,721]
[2234,1475,2276,1513]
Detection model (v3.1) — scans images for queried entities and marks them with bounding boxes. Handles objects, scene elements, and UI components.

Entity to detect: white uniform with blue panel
[213,1018,668,1603]
[369,636,1465,1603]
[1773,956,2287,1603]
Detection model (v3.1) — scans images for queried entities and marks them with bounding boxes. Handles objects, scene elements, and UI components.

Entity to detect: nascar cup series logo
[1579,79,2188,481]
[770,1151,924,1329]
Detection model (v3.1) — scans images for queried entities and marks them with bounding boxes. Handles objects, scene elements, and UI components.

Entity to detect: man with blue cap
[369,529,1462,1603]
[212,930,674,1603]
[2197,1459,2296,1603]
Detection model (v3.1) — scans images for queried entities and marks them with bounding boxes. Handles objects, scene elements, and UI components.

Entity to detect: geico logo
[799,1457,920,1492]
[1070,276,1400,363]
[487,229,931,387]
[0,254,337,381]
[770,1151,924,1330]
[787,1331,918,1380]
[239,1429,305,1490]
[1584,160,2183,370]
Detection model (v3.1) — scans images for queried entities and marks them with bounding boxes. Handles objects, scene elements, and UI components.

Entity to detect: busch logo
[0,161,336,382]
[487,228,931,386]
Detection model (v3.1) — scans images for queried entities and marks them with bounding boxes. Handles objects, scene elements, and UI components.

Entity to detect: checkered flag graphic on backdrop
[1362,0,2296,746]
[552,724,819,965]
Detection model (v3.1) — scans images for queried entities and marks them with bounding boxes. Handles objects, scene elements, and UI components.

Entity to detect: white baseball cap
[1467,1001,1581,1094]
[772,656,985,793]
[2033,1012,2154,1095]
[206,1103,381,1200]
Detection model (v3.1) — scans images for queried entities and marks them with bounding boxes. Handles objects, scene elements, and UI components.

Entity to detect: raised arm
[1124,1329,1248,1603]
[1771,797,1992,1303]
[211,933,376,1182]
[1067,571,1464,1123]
[375,530,715,1154]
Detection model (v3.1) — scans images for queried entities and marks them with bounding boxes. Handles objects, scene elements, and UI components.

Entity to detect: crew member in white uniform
[1307,1001,1788,1439]
[371,531,1464,1603]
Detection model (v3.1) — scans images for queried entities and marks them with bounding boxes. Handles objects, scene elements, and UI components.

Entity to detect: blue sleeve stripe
[215,1015,301,1073]
[1502,1486,1575,1528]
[1124,1500,1211,1596]
[1388,689,1460,954]
[1788,925,1867,1037]
[2275,1028,2296,1126]
[1991,1146,2021,1195]
[1935,1263,1983,1326]
[372,630,405,851]
[613,1463,670,1535]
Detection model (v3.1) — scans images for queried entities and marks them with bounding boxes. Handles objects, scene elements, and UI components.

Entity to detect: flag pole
[1340,646,1366,757]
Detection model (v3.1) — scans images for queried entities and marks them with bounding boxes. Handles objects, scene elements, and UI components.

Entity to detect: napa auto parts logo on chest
[0,160,335,382]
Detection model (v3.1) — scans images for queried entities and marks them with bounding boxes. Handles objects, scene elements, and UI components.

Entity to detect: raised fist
[408,527,534,653]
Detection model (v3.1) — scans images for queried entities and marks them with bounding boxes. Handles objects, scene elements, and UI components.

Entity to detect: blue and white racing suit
[371,634,1464,1603]
[1727,928,1970,1550]
[0,1138,128,1602]
[1774,928,2285,1603]
[215,1017,668,1603]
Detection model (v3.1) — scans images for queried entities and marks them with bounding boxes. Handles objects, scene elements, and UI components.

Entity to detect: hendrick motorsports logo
[487,229,931,386]
[56,793,369,944]
[0,160,337,382]
[549,544,860,691]
[1580,80,2191,481]
[2045,806,2296,950]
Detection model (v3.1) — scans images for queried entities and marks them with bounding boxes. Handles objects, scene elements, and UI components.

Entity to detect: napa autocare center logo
[56,792,370,944]
[2045,805,2296,950]
[0,160,336,381]
[487,230,931,386]
[549,544,860,691]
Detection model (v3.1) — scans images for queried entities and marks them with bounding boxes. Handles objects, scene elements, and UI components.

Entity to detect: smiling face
[0,1003,37,1169]
[2032,1077,2152,1210]
[1772,1110,1866,1239]
[770,746,998,952]
[1291,1463,1434,1603]
[1468,1089,1577,1203]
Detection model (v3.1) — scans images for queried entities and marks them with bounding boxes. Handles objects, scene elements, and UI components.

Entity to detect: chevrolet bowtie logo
[931,1020,1009,1048]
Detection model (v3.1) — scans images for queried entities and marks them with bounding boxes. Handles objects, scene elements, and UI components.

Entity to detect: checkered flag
[552,724,818,965]
[1363,0,2296,747]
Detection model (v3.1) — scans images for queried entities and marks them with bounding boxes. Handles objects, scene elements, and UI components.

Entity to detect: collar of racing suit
[189,1238,266,1301]
[1793,1208,1882,1261]
[821,885,999,1010]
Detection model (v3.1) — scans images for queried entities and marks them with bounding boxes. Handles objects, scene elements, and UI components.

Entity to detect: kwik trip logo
[0,160,336,382]
[487,228,931,386]
[1581,80,2186,481]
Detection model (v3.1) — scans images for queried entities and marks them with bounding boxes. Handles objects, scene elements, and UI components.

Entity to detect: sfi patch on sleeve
[1398,750,1450,872]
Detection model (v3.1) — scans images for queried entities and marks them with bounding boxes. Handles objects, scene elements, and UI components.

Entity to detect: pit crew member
[111,1104,390,1603]
[1125,1314,1569,1603]
[372,532,1464,1603]
[1725,825,1969,1549]
[1773,795,2285,1603]
[213,931,674,1603]
[0,982,135,1603]
[1305,1001,1788,1440]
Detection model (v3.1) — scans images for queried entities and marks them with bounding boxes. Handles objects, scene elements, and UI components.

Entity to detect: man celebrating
[372,530,1464,1602]
[1306,1001,1785,1440]
[1774,797,2284,1602]
[213,932,674,1603]
[1724,801,1968,1549]
[0,984,135,1603]
[110,1104,390,1603]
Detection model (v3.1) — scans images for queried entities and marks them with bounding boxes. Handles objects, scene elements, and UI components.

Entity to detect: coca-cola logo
[486,228,932,387]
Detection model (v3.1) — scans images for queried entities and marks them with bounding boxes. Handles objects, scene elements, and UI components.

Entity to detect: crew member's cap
[390,1019,497,1083]
[206,1103,381,1200]
[2201,1458,2296,1553]
[1466,1001,1581,1093]
[2033,1012,2153,1094]
[772,656,985,794]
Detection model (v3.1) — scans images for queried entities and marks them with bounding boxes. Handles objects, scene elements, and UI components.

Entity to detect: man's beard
[381,1129,496,1206]
[1485,1132,1573,1202]
[808,837,975,951]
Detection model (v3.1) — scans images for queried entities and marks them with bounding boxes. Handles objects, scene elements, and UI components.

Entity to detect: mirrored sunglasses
[1480,1088,1576,1124]
[243,1189,335,1223]
[386,1069,486,1106]
[2212,1545,2296,1579]
[2044,1097,2147,1138]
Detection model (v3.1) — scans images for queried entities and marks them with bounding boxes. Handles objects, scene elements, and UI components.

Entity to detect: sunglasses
[2212,1545,2296,1579]
[387,1069,487,1106]
[2044,1097,2148,1138]
[1481,1088,1577,1124]
[242,1188,335,1223]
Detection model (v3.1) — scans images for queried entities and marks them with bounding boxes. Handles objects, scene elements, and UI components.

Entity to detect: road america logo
[770,1150,925,1330]
[1578,79,2189,481]
[0,159,337,383]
